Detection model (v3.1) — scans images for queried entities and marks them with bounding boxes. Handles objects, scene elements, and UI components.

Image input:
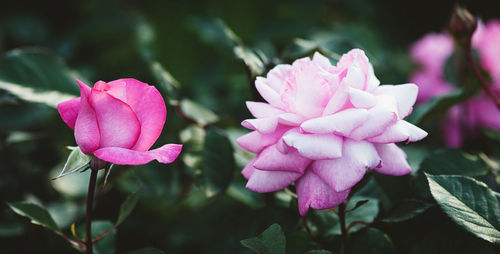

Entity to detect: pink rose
[409,20,500,147]
[237,49,427,216]
[57,78,182,165]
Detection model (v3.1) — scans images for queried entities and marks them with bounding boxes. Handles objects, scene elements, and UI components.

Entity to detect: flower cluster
[237,49,427,215]
[410,20,500,147]
[58,78,182,165]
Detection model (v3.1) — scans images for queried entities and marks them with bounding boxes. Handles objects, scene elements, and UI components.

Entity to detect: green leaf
[53,146,90,179]
[180,99,219,127]
[241,223,286,254]
[116,189,143,226]
[419,149,488,176]
[202,128,236,197]
[304,250,332,254]
[7,202,59,233]
[188,17,241,49]
[128,247,165,254]
[180,126,235,197]
[380,199,433,223]
[0,48,80,95]
[407,87,478,124]
[150,61,180,105]
[0,80,76,108]
[346,227,397,254]
[426,174,500,244]
[233,46,267,77]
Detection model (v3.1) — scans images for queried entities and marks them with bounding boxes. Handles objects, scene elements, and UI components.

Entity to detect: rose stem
[85,168,98,254]
[465,47,500,109]
[338,202,347,254]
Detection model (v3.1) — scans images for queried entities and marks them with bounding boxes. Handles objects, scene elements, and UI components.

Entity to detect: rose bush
[57,78,182,165]
[410,20,500,147]
[237,49,427,215]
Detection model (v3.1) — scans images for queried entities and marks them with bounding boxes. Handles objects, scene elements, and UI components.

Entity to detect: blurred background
[1,0,499,253]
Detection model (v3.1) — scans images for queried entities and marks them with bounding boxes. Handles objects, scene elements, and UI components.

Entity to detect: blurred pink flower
[58,78,182,165]
[410,20,500,147]
[237,49,427,215]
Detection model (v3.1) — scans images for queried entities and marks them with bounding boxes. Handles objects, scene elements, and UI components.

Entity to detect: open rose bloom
[57,78,182,165]
[237,49,427,215]
[410,20,500,147]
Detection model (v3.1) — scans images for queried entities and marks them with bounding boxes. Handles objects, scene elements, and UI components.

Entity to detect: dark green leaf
[180,99,219,127]
[0,103,53,130]
[419,149,488,176]
[53,146,90,179]
[241,223,286,254]
[127,247,165,254]
[380,199,433,223]
[150,61,180,105]
[0,80,75,108]
[7,202,59,233]
[304,250,332,254]
[180,126,235,197]
[188,17,241,49]
[407,86,478,125]
[0,48,80,95]
[426,174,500,244]
[346,227,397,254]
[116,189,143,226]
[233,46,267,77]
[201,128,236,197]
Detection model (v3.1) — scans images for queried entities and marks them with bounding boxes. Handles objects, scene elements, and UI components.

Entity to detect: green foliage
[128,247,165,254]
[2,1,500,253]
[53,146,90,179]
[346,227,397,254]
[241,223,286,254]
[7,202,59,233]
[427,174,500,244]
[116,189,143,226]
[380,199,433,223]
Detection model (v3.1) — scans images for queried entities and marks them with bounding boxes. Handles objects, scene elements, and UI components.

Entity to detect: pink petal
[312,140,380,192]
[236,128,286,153]
[374,143,411,176]
[322,81,348,115]
[242,157,257,179]
[342,58,366,90]
[368,120,428,144]
[301,108,369,135]
[282,130,343,160]
[348,87,376,108]
[265,64,292,92]
[246,169,301,193]
[278,113,306,126]
[470,97,500,130]
[89,89,141,149]
[349,103,397,140]
[109,79,166,152]
[94,144,182,165]
[57,97,80,129]
[242,117,279,134]
[253,144,311,173]
[255,77,285,109]
[374,84,418,118]
[74,80,100,154]
[246,101,284,118]
[296,170,350,216]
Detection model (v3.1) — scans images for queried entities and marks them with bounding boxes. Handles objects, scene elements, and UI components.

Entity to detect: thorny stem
[338,202,347,254]
[465,47,500,109]
[85,169,98,254]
